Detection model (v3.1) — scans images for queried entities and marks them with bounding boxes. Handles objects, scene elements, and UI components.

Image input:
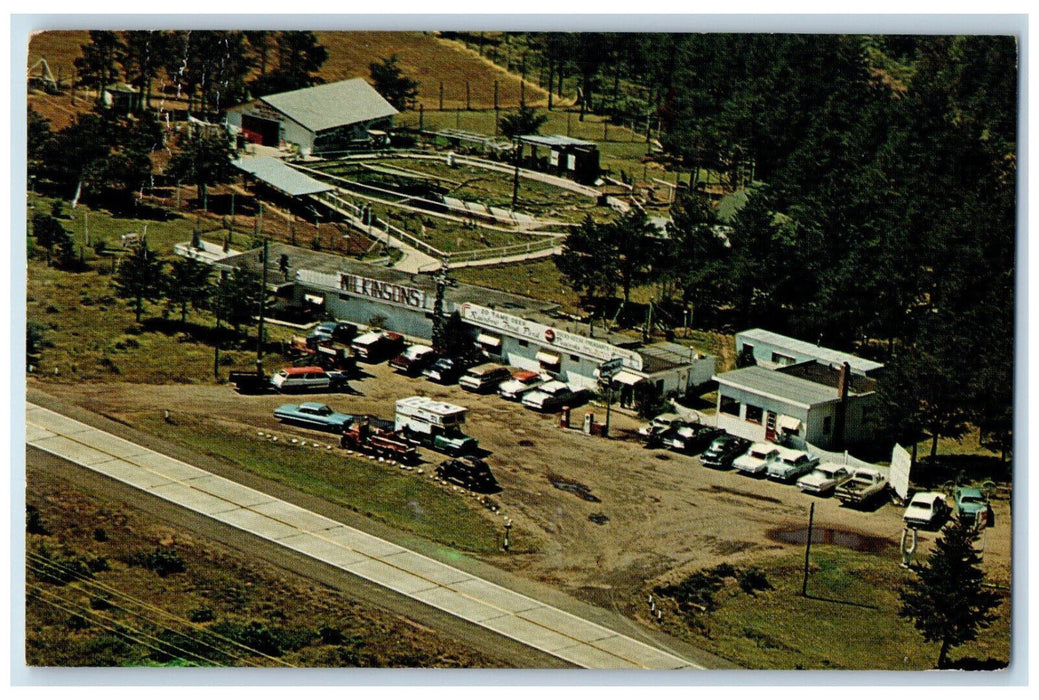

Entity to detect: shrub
[26,504,48,535]
[127,546,186,577]
[189,607,216,623]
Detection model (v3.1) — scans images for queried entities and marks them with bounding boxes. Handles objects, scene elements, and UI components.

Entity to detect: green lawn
[134,413,513,555]
[653,547,1010,670]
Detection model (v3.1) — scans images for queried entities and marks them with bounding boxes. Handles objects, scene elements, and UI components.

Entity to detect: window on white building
[720,396,740,416]
[745,405,763,424]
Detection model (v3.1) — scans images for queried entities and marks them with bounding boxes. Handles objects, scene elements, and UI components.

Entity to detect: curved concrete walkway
[26,403,699,670]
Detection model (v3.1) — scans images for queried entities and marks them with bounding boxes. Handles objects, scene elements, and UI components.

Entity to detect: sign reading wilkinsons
[460,303,642,371]
[339,273,427,309]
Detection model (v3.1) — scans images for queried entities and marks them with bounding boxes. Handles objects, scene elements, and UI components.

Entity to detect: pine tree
[898,517,1002,668]
[369,55,419,111]
[113,243,162,323]
[163,257,212,325]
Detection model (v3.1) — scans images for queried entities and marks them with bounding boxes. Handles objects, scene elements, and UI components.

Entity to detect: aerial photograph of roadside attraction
[20,22,1019,674]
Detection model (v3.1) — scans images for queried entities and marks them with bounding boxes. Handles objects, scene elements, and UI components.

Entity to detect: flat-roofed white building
[735,328,884,376]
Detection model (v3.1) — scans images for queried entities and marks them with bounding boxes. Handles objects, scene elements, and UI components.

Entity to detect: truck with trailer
[394,396,479,455]
[340,416,418,463]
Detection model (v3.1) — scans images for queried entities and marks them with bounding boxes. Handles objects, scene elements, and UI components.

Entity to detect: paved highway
[26,402,701,670]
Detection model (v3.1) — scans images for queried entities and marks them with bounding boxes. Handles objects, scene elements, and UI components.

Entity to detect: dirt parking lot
[34,357,1012,614]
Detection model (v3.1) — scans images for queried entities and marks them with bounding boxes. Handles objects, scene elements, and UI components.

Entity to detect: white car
[733,443,781,476]
[903,491,950,528]
[797,463,852,495]
[521,380,575,412]
[767,446,821,482]
[637,413,688,439]
[498,370,550,401]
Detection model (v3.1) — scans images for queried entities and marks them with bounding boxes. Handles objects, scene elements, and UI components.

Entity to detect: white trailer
[394,396,476,454]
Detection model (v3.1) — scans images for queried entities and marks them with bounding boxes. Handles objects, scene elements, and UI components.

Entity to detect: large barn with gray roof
[226,78,398,156]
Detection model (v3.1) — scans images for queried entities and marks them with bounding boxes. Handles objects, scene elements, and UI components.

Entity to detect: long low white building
[192,242,716,402]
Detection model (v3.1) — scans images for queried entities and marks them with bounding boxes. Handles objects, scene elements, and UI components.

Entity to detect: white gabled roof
[259,78,398,133]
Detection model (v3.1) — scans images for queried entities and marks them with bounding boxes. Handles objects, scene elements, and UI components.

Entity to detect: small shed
[517,135,600,185]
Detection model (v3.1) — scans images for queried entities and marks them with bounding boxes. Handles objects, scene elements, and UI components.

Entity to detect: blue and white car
[273,402,354,432]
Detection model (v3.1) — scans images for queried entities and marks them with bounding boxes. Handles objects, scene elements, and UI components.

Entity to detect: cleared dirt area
[29,360,1014,611]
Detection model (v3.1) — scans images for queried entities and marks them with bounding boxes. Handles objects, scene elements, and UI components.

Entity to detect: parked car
[351,331,406,363]
[796,463,853,496]
[700,434,751,469]
[498,370,550,401]
[273,402,353,431]
[835,468,889,506]
[767,447,821,482]
[459,364,513,393]
[436,457,501,494]
[663,424,724,453]
[733,443,781,477]
[422,356,469,384]
[954,486,992,525]
[270,366,349,393]
[637,413,688,440]
[388,344,437,376]
[308,321,357,345]
[903,491,950,528]
[521,380,576,412]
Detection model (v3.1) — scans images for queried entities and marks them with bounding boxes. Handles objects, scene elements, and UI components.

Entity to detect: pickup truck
[340,417,418,464]
[228,370,271,394]
[835,468,888,506]
[767,447,820,482]
[273,402,354,432]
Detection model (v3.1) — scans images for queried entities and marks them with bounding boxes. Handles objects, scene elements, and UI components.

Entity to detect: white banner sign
[459,303,642,370]
[890,443,912,501]
[339,272,427,310]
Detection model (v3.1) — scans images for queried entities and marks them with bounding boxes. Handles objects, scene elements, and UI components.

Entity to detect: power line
[26,553,296,667]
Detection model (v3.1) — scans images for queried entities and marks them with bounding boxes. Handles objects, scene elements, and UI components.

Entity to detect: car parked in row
[388,344,437,376]
[270,366,350,393]
[903,491,950,529]
[700,434,751,469]
[351,331,406,363]
[954,486,992,525]
[308,321,357,346]
[459,364,513,393]
[522,380,576,412]
[663,424,724,453]
[498,370,550,401]
[733,443,781,477]
[637,413,688,441]
[767,447,820,483]
[796,463,852,496]
[423,356,470,384]
[273,402,353,432]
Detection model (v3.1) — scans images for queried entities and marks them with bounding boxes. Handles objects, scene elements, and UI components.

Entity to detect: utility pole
[256,237,268,373]
[801,502,815,597]
[511,136,521,210]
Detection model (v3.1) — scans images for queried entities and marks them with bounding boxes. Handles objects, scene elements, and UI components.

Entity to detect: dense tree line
[550,35,1016,460]
[73,30,328,116]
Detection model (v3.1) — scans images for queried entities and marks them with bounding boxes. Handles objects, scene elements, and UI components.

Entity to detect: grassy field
[26,471,501,667]
[650,546,1011,670]
[132,413,511,555]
